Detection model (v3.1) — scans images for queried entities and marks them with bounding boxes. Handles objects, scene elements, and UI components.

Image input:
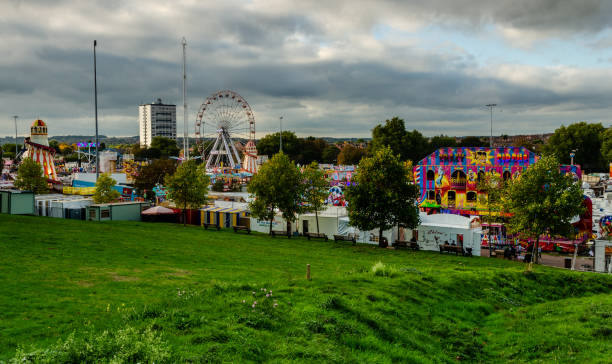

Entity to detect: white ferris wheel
[194,90,256,170]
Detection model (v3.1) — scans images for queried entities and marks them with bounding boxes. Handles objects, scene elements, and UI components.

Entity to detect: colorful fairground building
[413,147,592,251]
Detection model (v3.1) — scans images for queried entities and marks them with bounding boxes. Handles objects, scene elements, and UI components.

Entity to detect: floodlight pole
[486,104,496,149]
[94,40,99,179]
[13,115,18,157]
[279,116,283,153]
[182,37,189,160]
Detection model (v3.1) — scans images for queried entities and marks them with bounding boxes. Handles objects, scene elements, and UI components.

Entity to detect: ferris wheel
[195,90,255,170]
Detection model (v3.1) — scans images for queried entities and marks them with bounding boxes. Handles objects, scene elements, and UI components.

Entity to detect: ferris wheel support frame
[195,90,256,171]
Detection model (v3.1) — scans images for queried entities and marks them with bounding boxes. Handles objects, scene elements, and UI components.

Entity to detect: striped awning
[200,206,247,213]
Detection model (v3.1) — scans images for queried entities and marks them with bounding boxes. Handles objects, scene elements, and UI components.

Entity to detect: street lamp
[485,104,497,148]
[279,116,283,153]
[13,115,18,158]
[93,40,99,179]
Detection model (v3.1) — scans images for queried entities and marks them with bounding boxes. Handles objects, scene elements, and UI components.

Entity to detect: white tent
[416,213,482,256]
[337,217,395,245]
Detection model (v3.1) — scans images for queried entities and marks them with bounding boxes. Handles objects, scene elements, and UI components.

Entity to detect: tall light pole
[486,104,497,148]
[181,37,189,160]
[93,40,99,179]
[13,115,18,157]
[279,116,283,153]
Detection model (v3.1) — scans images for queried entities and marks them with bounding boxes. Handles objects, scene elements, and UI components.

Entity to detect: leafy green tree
[428,135,456,155]
[133,159,177,197]
[211,178,225,192]
[505,155,584,267]
[543,122,606,172]
[256,131,301,160]
[337,144,366,165]
[48,140,60,154]
[369,117,429,162]
[321,144,340,163]
[150,136,180,158]
[296,137,327,165]
[14,158,49,193]
[165,160,210,226]
[93,173,121,203]
[301,162,329,234]
[1,143,18,159]
[345,146,420,247]
[477,172,507,256]
[458,136,487,148]
[601,127,612,165]
[247,152,303,235]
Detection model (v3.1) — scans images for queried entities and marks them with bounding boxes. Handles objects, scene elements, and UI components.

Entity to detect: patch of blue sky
[371,23,612,69]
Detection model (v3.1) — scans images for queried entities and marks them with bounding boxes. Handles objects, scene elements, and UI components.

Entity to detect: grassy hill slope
[0,214,611,363]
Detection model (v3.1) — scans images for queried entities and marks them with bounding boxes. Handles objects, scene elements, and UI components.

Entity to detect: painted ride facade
[413,147,592,251]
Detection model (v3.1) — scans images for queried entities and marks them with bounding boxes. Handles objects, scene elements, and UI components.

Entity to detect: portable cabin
[0,190,35,215]
[201,205,250,228]
[87,201,150,221]
[415,213,482,256]
[35,194,93,219]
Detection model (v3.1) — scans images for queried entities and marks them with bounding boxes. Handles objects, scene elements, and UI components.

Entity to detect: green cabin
[0,190,35,215]
[87,201,151,222]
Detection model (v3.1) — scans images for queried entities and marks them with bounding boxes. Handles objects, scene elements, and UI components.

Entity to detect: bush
[10,326,171,363]
[370,261,400,277]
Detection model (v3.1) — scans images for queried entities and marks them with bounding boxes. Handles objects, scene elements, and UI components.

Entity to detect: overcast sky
[1,0,612,138]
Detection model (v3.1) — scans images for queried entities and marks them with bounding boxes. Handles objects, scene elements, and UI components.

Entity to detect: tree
[428,135,456,155]
[505,155,584,267]
[133,159,177,197]
[458,136,487,148]
[150,136,180,158]
[369,117,428,162]
[337,144,366,165]
[256,131,301,160]
[247,152,303,235]
[14,158,49,193]
[1,143,18,159]
[601,127,612,164]
[477,172,507,257]
[543,122,606,172]
[93,173,121,203]
[165,160,210,226]
[296,137,327,165]
[321,144,340,163]
[345,146,420,247]
[301,162,329,234]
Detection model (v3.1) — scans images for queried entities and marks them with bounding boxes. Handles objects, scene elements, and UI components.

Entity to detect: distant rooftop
[140,98,176,106]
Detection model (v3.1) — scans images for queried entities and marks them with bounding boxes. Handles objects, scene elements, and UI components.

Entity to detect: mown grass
[1,214,611,362]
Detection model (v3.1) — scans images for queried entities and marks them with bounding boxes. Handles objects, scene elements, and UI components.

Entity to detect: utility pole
[182,37,189,160]
[93,40,99,179]
[279,116,283,153]
[13,115,18,157]
[486,104,497,148]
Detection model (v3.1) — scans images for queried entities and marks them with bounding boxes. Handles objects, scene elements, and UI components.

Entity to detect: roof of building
[31,119,46,127]
[419,212,481,229]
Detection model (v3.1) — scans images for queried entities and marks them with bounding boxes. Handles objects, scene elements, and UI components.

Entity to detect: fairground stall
[201,205,250,229]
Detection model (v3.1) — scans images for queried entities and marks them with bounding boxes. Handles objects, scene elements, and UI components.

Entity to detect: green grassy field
[1,214,611,363]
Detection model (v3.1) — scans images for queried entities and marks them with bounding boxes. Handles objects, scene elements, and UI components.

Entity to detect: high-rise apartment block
[139,98,176,147]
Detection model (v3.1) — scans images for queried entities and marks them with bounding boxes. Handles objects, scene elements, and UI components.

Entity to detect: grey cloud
[1,0,611,138]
